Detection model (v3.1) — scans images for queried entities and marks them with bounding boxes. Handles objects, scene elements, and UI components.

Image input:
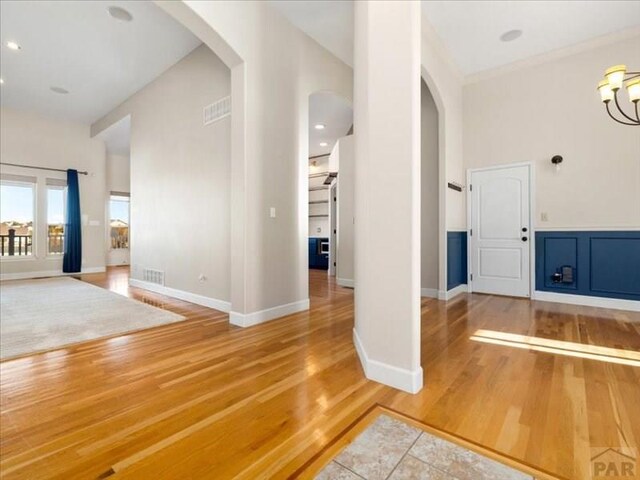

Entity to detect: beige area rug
[0,276,185,360]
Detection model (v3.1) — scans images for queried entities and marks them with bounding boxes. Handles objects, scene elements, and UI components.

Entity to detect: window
[110,193,129,249]
[47,181,66,255]
[1,176,36,257]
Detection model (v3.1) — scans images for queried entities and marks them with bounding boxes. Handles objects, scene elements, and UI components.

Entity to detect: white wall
[106,153,130,266]
[421,81,439,292]
[464,35,640,230]
[107,154,130,194]
[0,107,106,279]
[336,135,354,286]
[93,45,232,303]
[156,1,353,324]
[421,13,465,293]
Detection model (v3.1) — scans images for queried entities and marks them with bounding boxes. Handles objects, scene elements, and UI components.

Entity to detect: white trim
[129,278,231,313]
[337,277,354,288]
[420,287,438,298]
[353,328,423,394]
[534,291,640,313]
[0,266,106,281]
[229,298,310,327]
[437,284,468,301]
[535,227,640,232]
[466,162,535,297]
[464,26,640,85]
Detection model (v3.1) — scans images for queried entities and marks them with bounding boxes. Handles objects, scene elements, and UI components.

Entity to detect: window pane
[1,182,34,256]
[110,196,129,249]
[47,187,65,255]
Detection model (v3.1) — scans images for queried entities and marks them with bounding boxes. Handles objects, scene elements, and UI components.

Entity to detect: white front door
[469,164,531,297]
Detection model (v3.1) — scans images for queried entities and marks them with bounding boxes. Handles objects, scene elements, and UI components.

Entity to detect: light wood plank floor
[1,267,639,479]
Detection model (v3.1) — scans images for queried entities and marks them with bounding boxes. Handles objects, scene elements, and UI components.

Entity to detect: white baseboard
[437,284,468,301]
[420,288,438,299]
[229,298,310,328]
[534,291,640,313]
[129,278,231,313]
[353,328,423,394]
[337,278,354,288]
[0,267,106,281]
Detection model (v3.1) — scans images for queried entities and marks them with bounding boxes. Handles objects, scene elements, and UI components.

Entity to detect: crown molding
[464,26,640,86]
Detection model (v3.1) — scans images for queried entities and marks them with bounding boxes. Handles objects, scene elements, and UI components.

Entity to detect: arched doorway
[306,91,353,294]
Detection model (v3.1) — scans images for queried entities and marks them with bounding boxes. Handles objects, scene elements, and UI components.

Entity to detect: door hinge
[470,273,473,281]
[334,262,336,266]
[470,229,473,236]
[469,184,472,191]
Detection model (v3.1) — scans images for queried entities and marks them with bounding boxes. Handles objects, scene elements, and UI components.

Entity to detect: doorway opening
[97,115,131,267]
[421,79,440,297]
[307,91,353,282]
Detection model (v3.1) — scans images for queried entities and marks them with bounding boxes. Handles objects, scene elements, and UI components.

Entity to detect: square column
[353,0,423,393]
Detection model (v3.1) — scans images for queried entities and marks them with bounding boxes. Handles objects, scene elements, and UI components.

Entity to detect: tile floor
[315,414,533,480]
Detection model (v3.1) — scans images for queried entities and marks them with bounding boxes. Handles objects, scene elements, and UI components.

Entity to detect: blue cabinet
[309,237,329,270]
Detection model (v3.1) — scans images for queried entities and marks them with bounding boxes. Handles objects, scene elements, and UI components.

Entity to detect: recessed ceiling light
[6,41,21,51]
[314,124,326,130]
[319,142,328,147]
[500,29,523,42]
[108,6,133,22]
[50,86,69,95]
[0,78,4,85]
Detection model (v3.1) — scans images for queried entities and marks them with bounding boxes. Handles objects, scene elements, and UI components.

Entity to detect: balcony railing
[0,229,32,256]
[48,234,64,255]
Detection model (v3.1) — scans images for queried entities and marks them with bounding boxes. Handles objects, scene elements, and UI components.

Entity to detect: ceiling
[270,1,640,75]
[309,91,352,158]
[421,1,640,75]
[0,1,201,124]
[269,1,354,67]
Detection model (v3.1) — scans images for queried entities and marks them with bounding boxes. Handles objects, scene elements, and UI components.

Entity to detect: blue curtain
[63,169,82,273]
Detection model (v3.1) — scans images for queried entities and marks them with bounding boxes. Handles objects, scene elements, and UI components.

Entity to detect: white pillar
[353,0,422,393]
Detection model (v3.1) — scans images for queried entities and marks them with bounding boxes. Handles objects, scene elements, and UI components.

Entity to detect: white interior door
[469,165,531,297]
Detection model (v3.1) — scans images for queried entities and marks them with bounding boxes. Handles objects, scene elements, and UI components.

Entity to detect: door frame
[329,182,338,276]
[465,162,536,297]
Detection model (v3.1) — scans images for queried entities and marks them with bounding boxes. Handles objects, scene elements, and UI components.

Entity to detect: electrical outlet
[270,207,276,218]
[541,212,549,222]
[198,274,207,282]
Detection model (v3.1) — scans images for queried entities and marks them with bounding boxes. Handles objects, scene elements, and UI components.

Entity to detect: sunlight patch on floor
[470,329,640,367]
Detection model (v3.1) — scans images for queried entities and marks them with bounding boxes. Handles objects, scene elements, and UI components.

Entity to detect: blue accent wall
[535,231,640,301]
[447,231,467,290]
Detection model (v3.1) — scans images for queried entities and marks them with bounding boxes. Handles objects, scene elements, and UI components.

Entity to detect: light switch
[270,207,276,218]
[541,212,549,222]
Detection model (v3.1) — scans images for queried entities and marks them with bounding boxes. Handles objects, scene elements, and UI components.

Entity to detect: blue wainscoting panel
[447,231,467,290]
[535,231,640,301]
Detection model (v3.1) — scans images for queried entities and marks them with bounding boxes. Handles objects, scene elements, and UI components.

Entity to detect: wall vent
[143,268,165,286]
[204,96,231,126]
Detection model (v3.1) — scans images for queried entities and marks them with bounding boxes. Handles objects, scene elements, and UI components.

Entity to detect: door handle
[522,227,528,232]
[522,236,528,242]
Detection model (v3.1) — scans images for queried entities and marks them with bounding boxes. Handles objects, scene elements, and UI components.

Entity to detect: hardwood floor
[1,267,639,479]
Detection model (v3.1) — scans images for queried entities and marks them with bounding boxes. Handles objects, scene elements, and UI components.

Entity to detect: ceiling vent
[204,96,231,126]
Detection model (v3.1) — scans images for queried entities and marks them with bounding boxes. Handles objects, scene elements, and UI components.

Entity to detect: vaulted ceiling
[0,1,201,124]
[270,0,640,75]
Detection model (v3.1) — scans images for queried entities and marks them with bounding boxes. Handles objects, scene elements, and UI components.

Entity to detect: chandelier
[597,65,640,126]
